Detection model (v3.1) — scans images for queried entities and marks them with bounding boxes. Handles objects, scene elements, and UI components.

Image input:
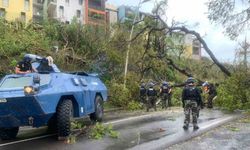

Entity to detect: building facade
[105,3,117,25]
[171,32,202,60]
[117,5,146,23]
[85,0,106,25]
[33,0,44,23]
[0,0,109,26]
[47,0,84,24]
[184,34,202,60]
[0,0,33,23]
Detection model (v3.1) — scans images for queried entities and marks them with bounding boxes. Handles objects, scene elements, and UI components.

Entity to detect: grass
[226,125,240,132]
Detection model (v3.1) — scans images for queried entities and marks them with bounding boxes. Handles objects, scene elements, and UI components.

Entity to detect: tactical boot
[183,124,189,130]
[193,124,199,130]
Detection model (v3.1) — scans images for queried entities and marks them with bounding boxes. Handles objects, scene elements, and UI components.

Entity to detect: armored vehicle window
[0,76,32,89]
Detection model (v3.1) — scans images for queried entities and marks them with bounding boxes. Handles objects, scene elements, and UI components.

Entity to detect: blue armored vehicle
[0,54,108,140]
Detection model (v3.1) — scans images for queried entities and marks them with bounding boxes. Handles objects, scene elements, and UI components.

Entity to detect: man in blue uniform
[182,77,202,130]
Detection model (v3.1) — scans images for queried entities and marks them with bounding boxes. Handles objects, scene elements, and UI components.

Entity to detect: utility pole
[123,0,151,88]
[43,0,48,21]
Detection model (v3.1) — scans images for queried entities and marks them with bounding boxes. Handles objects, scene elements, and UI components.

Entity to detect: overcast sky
[107,0,242,62]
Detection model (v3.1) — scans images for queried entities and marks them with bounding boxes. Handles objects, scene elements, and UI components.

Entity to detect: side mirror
[33,74,41,85]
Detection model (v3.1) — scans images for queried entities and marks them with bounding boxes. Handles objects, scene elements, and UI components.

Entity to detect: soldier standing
[160,81,171,109]
[182,77,202,130]
[139,82,147,105]
[146,82,157,112]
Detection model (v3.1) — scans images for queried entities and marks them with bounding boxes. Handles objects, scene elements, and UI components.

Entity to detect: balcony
[88,0,105,11]
[33,0,44,8]
[88,17,106,25]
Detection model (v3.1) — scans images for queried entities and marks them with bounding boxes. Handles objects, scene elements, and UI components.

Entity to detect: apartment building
[183,34,202,60]
[0,0,33,23]
[118,5,147,23]
[172,32,202,60]
[85,0,106,25]
[47,0,84,24]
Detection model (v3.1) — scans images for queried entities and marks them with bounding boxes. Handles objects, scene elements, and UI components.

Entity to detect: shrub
[171,88,182,106]
[108,82,132,107]
[215,72,250,111]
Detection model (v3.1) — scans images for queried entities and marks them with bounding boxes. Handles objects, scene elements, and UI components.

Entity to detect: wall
[0,0,33,23]
[56,0,83,24]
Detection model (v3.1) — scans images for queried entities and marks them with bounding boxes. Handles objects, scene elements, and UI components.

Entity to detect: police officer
[146,82,157,112]
[139,82,147,105]
[15,57,36,74]
[160,81,171,109]
[182,77,202,130]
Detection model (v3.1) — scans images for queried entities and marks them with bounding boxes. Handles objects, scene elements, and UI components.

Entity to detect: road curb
[129,114,242,150]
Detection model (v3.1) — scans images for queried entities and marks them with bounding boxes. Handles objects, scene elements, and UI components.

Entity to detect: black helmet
[23,56,32,63]
[186,77,195,84]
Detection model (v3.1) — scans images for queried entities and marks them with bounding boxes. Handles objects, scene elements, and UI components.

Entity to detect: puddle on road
[107,128,176,150]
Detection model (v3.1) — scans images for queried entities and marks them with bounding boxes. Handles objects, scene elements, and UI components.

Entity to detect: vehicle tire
[90,95,104,122]
[0,127,19,140]
[57,99,73,137]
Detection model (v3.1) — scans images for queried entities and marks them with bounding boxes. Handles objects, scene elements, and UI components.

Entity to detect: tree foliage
[207,0,250,39]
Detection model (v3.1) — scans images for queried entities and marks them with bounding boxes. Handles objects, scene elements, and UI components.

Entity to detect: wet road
[167,114,250,150]
[0,108,239,150]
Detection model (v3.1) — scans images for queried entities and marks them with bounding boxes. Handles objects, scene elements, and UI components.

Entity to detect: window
[193,46,200,55]
[2,0,9,7]
[0,8,5,18]
[59,6,64,18]
[24,0,30,11]
[65,0,69,6]
[0,76,32,89]
[79,0,83,5]
[0,74,51,89]
[76,10,81,18]
[192,40,200,55]
[21,12,26,22]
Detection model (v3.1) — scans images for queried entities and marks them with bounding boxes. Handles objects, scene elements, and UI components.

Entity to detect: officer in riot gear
[160,81,171,109]
[182,77,202,130]
[15,57,37,74]
[146,82,157,112]
[139,82,147,105]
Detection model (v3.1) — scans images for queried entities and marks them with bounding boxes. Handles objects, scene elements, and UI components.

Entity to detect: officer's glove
[182,103,185,108]
[200,104,204,109]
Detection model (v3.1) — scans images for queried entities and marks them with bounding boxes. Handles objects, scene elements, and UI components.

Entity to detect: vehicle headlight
[24,86,34,95]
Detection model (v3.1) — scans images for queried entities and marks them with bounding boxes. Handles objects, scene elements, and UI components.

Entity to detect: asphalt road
[0,108,241,150]
[167,114,250,150]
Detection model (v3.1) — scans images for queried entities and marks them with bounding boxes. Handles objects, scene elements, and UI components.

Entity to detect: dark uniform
[207,84,217,108]
[160,82,171,109]
[182,77,202,130]
[146,82,157,112]
[139,83,147,105]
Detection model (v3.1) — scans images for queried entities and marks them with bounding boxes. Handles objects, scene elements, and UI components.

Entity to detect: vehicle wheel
[0,127,19,140]
[57,99,73,137]
[90,95,104,122]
